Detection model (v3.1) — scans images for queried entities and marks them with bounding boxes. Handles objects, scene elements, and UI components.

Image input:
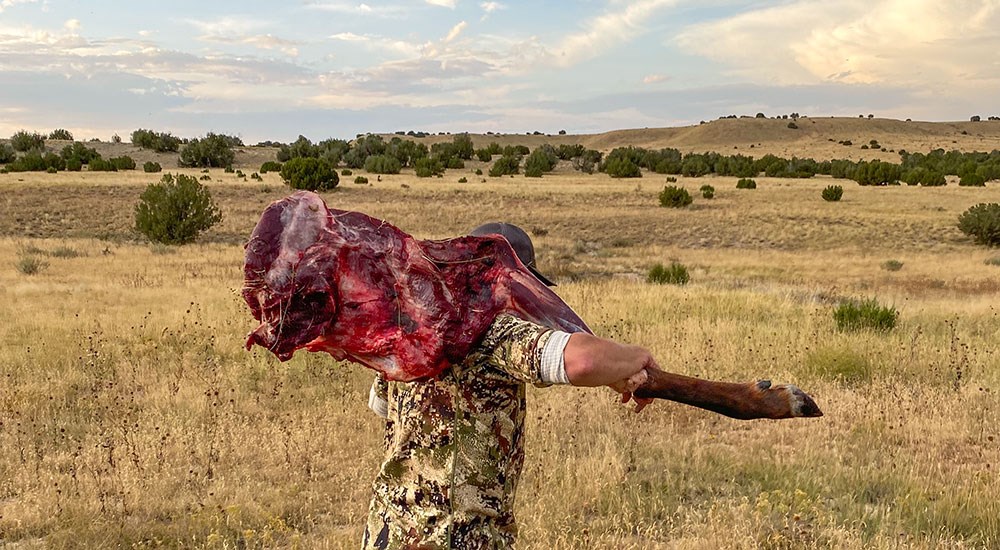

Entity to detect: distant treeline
[4,127,1000,187]
[599,146,1000,186]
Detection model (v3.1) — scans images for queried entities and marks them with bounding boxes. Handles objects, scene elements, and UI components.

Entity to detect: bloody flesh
[243,191,590,381]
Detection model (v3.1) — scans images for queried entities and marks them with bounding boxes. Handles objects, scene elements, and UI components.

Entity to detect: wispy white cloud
[480,1,503,13]
[425,0,456,7]
[186,16,300,56]
[444,21,467,43]
[0,0,38,13]
[643,74,667,84]
[330,32,370,42]
[304,1,405,17]
[552,0,675,66]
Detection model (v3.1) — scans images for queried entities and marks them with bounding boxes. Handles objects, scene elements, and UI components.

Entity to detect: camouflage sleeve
[476,314,565,387]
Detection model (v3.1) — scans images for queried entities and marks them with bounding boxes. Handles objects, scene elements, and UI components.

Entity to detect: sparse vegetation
[658,186,693,208]
[647,261,690,285]
[280,157,339,191]
[15,254,48,275]
[179,133,237,168]
[48,129,73,141]
[958,203,1000,246]
[489,155,520,177]
[822,185,843,201]
[260,161,283,173]
[10,130,46,152]
[131,128,181,152]
[134,173,223,245]
[833,298,897,333]
[881,259,904,271]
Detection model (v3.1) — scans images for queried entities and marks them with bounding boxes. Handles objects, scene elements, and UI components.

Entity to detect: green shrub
[787,122,798,129]
[143,161,162,173]
[822,185,843,201]
[415,157,444,177]
[984,257,1000,266]
[958,203,1000,245]
[647,261,690,285]
[833,298,897,333]
[699,184,714,199]
[658,186,693,208]
[881,259,904,271]
[260,161,283,173]
[199,175,211,181]
[736,178,757,189]
[15,255,48,275]
[7,151,64,172]
[354,176,369,184]
[10,130,45,152]
[48,129,73,140]
[341,169,353,176]
[134,174,222,245]
[280,157,339,191]
[446,157,465,170]
[666,176,678,183]
[87,157,116,172]
[179,133,236,168]
[489,155,520,177]
[0,143,15,163]
[474,168,483,176]
[364,154,402,174]
[960,173,986,187]
[131,129,181,152]
[46,166,57,174]
[604,157,642,178]
[458,177,468,183]
[60,142,99,164]
[65,157,83,172]
[475,149,493,162]
[110,156,136,170]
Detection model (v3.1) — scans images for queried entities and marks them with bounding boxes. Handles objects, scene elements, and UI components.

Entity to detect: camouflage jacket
[362,314,563,549]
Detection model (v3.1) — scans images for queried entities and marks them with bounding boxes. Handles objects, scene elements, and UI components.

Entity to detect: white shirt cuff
[539,331,571,385]
[368,383,389,418]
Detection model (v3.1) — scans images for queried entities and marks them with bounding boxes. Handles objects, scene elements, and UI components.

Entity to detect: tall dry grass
[1,170,999,548]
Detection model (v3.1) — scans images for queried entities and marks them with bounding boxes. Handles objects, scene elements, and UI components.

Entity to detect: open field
[2,157,1000,547]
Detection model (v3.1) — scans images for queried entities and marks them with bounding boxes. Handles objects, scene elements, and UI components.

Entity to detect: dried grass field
[2,167,999,549]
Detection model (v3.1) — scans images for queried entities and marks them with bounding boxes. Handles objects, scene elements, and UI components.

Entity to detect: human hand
[609,368,653,413]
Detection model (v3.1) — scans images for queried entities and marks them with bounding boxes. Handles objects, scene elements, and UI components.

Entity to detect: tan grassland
[2,119,1000,548]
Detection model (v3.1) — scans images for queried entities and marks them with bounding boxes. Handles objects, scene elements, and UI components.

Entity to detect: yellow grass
[2,167,999,549]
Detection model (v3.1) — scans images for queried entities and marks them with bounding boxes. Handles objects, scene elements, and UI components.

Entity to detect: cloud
[330,32,369,42]
[480,1,503,13]
[304,1,405,17]
[552,0,676,66]
[444,21,467,43]
[63,19,80,32]
[642,74,667,84]
[425,0,456,7]
[0,0,38,13]
[186,16,300,56]
[675,0,1000,96]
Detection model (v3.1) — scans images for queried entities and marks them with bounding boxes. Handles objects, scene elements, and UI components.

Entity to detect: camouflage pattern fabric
[362,314,558,549]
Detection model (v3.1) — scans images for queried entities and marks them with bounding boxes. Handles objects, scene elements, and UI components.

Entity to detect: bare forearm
[563,333,651,387]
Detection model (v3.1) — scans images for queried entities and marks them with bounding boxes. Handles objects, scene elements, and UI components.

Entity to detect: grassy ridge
[1,171,999,548]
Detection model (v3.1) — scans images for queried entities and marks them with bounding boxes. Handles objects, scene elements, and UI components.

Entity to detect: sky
[1,0,998,143]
